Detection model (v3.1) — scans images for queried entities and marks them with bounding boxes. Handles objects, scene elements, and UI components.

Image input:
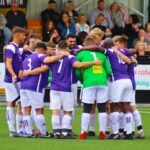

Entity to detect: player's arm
[131,56,138,66]
[23,65,49,76]
[73,59,102,68]
[5,58,17,82]
[112,47,131,64]
[103,57,112,77]
[77,46,105,54]
[75,68,83,84]
[43,52,69,63]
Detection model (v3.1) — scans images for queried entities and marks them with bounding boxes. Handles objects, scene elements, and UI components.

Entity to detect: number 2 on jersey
[57,59,63,73]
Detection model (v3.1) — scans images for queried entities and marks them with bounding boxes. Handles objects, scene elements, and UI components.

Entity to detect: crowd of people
[0,0,148,140]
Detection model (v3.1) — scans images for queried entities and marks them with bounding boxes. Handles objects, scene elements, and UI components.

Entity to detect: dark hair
[76,31,88,45]
[12,27,26,34]
[130,14,139,24]
[58,40,68,49]
[60,12,70,24]
[35,42,47,51]
[98,0,104,3]
[48,0,56,4]
[66,34,76,40]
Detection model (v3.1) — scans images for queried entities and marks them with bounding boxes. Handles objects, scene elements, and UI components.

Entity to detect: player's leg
[61,91,75,138]
[20,90,32,136]
[16,101,25,135]
[79,87,95,139]
[97,86,109,140]
[50,90,61,138]
[130,90,144,138]
[108,81,121,139]
[121,79,133,139]
[5,82,20,137]
[88,103,96,136]
[105,101,111,136]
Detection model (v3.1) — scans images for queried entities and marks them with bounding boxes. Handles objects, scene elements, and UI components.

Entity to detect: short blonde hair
[90,28,104,38]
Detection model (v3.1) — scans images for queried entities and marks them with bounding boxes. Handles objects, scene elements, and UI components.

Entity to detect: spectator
[145,22,150,43]
[49,28,61,44]
[41,0,60,36]
[123,14,142,48]
[75,14,90,34]
[92,13,112,38]
[57,12,76,39]
[43,20,55,42]
[135,41,149,56]
[109,2,125,36]
[63,0,78,23]
[0,13,12,62]
[89,0,113,28]
[6,1,27,29]
[133,28,150,47]
[0,13,12,45]
[76,31,88,45]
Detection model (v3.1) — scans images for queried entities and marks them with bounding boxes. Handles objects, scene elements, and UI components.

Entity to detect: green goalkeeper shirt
[76,50,112,88]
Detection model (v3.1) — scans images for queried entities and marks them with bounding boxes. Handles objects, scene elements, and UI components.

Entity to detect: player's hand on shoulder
[23,45,30,51]
[93,59,102,65]
[22,70,31,77]
[63,51,70,56]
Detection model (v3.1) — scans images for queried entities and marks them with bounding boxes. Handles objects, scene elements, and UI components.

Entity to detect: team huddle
[4,26,144,140]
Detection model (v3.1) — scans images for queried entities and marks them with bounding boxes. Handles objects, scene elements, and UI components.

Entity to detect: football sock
[106,114,111,132]
[89,113,95,131]
[132,109,143,132]
[125,112,133,134]
[23,115,32,135]
[52,115,61,135]
[98,112,107,132]
[110,112,119,134]
[68,111,74,130]
[62,115,71,136]
[16,114,23,133]
[119,112,125,132]
[35,114,46,135]
[81,113,90,133]
[6,107,15,132]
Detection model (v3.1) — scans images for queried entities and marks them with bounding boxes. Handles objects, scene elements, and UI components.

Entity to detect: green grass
[0,106,150,150]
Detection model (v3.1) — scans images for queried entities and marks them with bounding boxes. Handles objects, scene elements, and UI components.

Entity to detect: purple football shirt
[127,62,136,90]
[104,48,131,81]
[69,45,82,84]
[4,42,23,83]
[50,55,77,92]
[20,52,49,93]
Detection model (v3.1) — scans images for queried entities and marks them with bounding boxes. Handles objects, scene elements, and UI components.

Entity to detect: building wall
[26,0,144,21]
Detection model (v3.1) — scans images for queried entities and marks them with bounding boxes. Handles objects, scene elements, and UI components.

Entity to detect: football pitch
[0,106,150,150]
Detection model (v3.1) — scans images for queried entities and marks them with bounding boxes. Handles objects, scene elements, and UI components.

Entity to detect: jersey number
[27,58,32,70]
[57,59,63,73]
[117,55,125,64]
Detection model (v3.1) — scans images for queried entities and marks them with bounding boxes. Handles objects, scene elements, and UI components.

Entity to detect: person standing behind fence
[6,1,27,29]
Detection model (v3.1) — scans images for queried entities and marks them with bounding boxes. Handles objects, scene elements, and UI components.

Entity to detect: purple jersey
[21,49,32,61]
[20,52,49,93]
[4,42,23,83]
[104,48,130,81]
[69,46,82,84]
[127,62,136,90]
[50,55,76,92]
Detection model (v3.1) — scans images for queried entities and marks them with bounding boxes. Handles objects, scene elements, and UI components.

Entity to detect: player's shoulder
[37,53,46,57]
[6,44,16,53]
[68,55,76,59]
